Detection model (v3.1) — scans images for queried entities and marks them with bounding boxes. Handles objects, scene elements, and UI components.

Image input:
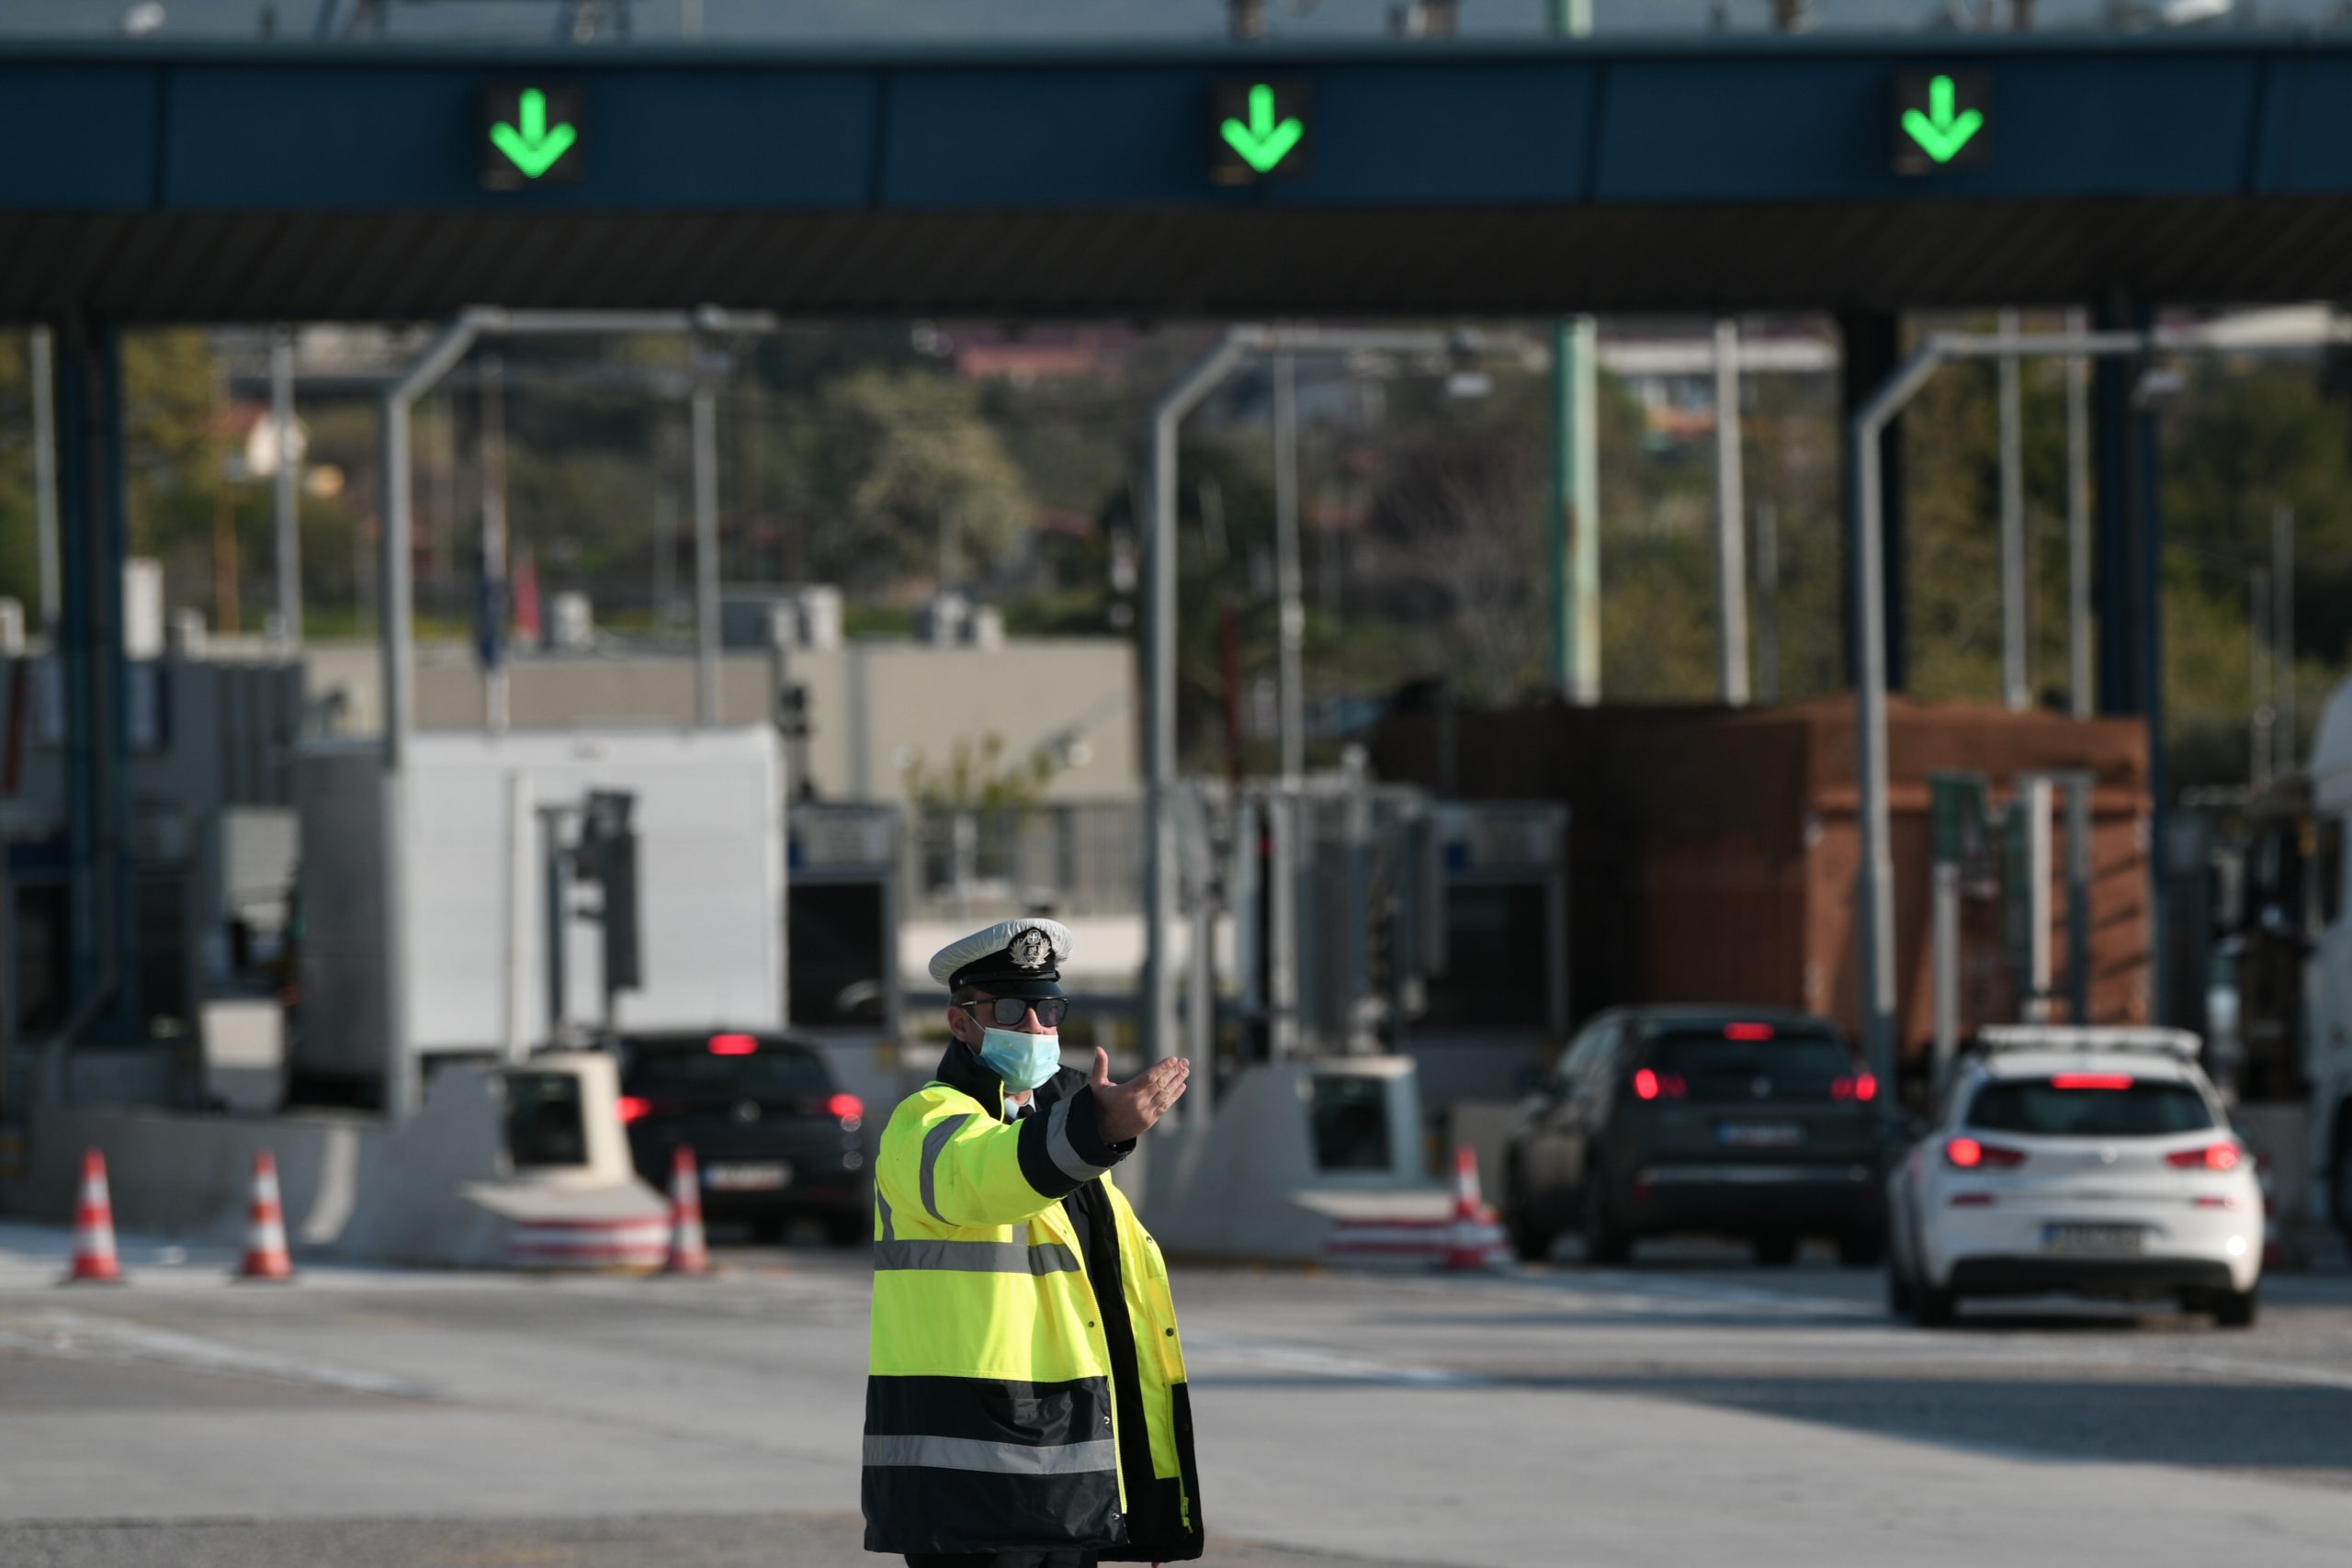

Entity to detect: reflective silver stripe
[872,1238,1081,1275]
[1045,1096,1110,1186]
[920,1113,974,1224]
[864,1434,1117,1475]
[875,1190,895,1244]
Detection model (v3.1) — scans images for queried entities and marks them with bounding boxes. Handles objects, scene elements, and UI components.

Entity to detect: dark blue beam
[0,38,2350,218]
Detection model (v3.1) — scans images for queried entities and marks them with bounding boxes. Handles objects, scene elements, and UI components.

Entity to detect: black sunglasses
[964,997,1071,1029]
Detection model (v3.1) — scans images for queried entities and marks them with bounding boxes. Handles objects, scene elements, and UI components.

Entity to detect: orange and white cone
[1441,1145,1509,1272]
[662,1145,708,1276]
[234,1150,295,1281]
[64,1148,123,1284]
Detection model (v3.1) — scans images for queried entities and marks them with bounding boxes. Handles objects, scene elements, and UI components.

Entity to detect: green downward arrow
[1901,73,1983,165]
[1221,84,1304,175]
[491,88,577,180]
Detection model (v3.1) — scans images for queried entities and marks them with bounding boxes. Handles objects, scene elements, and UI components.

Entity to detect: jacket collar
[933,1041,1088,1122]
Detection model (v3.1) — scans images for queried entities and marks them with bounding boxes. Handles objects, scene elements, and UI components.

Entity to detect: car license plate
[705,1161,791,1191]
[1718,1122,1804,1148]
[2042,1223,2143,1256]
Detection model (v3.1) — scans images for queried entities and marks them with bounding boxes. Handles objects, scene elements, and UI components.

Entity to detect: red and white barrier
[1321,1146,1510,1271]
[506,1213,670,1269]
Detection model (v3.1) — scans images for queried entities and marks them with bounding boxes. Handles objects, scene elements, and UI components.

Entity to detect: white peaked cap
[927,917,1076,988]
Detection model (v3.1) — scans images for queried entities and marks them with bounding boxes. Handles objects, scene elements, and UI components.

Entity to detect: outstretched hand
[1090,1046,1190,1144]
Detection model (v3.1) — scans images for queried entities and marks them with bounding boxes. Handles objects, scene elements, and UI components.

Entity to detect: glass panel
[1965,1080,2213,1136]
[505,1071,589,1168]
[1310,1075,1392,1172]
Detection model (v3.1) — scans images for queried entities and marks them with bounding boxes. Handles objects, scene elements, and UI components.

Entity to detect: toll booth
[1410,801,1573,1105]
[786,801,905,1113]
[1227,779,1569,1110]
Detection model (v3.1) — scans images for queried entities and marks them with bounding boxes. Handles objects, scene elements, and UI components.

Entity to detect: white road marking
[1183,1332,1486,1387]
[0,1308,433,1399]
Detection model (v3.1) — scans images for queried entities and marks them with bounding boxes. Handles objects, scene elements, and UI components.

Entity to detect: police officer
[864,917,1203,1568]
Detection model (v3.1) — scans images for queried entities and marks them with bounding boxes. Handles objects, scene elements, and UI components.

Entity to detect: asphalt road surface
[5,1225,2352,1567]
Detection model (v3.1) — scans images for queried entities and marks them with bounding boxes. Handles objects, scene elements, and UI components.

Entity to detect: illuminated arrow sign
[1212,79,1311,185]
[481,84,582,189]
[1892,71,1990,175]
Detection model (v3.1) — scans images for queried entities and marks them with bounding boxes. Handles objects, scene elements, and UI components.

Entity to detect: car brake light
[1945,1136,2026,1169]
[1831,1073,1878,1102]
[617,1095,652,1125]
[2051,1073,2133,1090]
[1631,1068,1687,1101]
[2166,1142,2240,1171]
[1723,1022,1775,1041]
[827,1091,865,1125]
[709,1032,758,1055]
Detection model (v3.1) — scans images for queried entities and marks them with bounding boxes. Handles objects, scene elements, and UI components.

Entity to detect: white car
[1887,1026,2262,1328]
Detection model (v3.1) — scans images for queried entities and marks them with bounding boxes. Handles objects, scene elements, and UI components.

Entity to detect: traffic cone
[234,1150,295,1282]
[63,1148,123,1284]
[662,1144,708,1276]
[1441,1145,1508,1272]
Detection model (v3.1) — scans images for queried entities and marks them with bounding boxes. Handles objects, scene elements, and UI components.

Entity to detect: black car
[616,1031,870,1245]
[1505,1007,1885,1267]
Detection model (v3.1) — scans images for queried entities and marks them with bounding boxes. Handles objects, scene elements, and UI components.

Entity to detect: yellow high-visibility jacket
[864,1045,1204,1562]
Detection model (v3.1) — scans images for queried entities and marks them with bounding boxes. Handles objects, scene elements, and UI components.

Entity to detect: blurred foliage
[5,318,2352,806]
[899,732,1064,812]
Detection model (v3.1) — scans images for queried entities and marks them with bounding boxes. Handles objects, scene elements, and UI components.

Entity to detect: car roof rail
[1968,1025,2202,1062]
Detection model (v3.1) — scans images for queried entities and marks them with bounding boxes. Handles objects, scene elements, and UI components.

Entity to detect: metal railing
[903,802,1143,922]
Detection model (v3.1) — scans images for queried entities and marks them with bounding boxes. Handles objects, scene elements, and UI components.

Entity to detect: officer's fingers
[1091,1046,1112,1088]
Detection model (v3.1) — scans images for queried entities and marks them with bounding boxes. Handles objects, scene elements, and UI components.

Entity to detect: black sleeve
[1015,1085,1134,1200]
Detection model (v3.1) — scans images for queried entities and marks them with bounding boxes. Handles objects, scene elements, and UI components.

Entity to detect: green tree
[805,367,1035,591]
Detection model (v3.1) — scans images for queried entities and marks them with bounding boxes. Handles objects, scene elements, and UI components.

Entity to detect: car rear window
[1965,1078,2213,1136]
[1644,1029,1855,1100]
[624,1043,831,1098]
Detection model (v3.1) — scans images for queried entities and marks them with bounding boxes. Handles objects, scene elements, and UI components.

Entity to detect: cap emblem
[1009,928,1052,969]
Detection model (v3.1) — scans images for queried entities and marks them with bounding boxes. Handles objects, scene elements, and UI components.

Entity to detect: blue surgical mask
[978,1026,1063,1091]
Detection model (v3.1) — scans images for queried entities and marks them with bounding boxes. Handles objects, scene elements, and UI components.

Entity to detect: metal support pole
[2023,773,2054,1021]
[1551,319,1601,705]
[1145,333,1256,1069]
[2064,774,2092,1023]
[1852,345,1947,1105]
[541,804,571,1043]
[270,328,303,646]
[2066,311,2092,718]
[2274,502,2295,777]
[1142,323,1532,1068]
[1999,310,2029,711]
[692,370,721,728]
[1713,317,1750,705]
[1754,500,1780,706]
[1931,859,1959,1102]
[30,327,61,634]
[2250,567,2274,793]
[481,353,510,733]
[1266,790,1300,1062]
[503,769,534,1061]
[1851,323,2154,1095]
[1548,0,1599,705]
[1272,351,1305,782]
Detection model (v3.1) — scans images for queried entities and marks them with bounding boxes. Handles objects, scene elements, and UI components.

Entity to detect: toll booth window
[1310,1076,1392,1172]
[1419,884,1549,1030]
[789,884,888,1026]
[505,1073,589,1168]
